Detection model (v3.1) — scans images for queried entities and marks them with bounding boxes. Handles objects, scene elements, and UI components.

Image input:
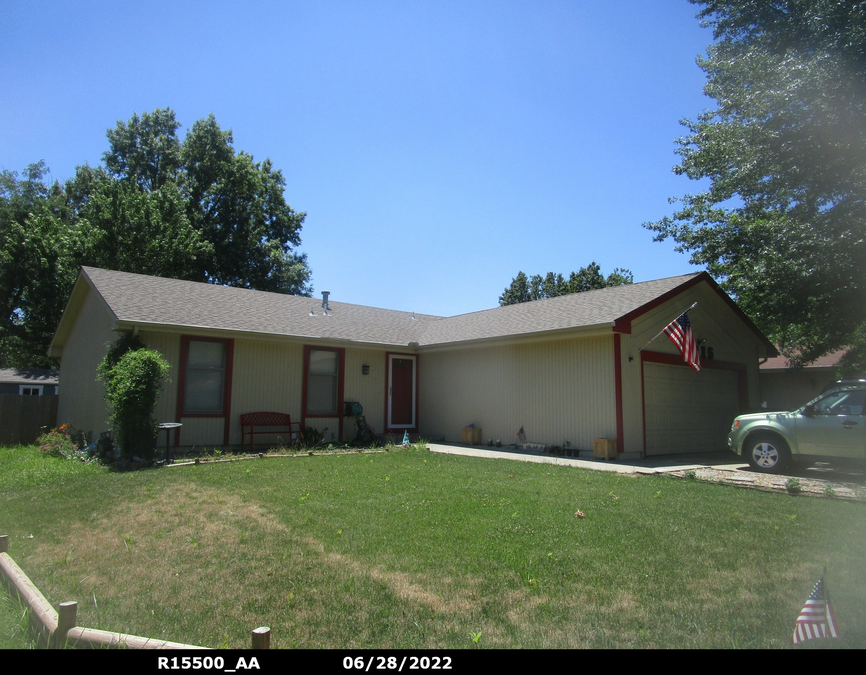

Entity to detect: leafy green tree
[103,108,182,191]
[0,163,78,368]
[103,109,311,294]
[1,108,313,368]
[645,0,866,368]
[499,262,633,306]
[178,114,310,293]
[67,165,211,279]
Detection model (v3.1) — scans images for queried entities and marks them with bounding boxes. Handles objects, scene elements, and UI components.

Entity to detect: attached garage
[643,360,743,455]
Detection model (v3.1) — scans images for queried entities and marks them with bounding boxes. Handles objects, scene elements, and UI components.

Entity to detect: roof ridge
[82,266,445,318]
[434,272,702,321]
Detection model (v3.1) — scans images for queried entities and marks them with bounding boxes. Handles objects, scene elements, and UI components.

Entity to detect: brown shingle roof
[78,267,705,348]
[82,267,442,346]
[760,348,846,370]
[417,274,700,345]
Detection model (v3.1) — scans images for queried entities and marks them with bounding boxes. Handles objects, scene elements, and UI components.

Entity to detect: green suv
[728,384,866,473]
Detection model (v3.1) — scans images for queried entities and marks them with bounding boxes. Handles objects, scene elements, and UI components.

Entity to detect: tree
[645,0,866,371]
[0,163,77,368]
[499,262,633,306]
[104,109,312,294]
[67,165,211,280]
[1,109,313,368]
[103,108,182,191]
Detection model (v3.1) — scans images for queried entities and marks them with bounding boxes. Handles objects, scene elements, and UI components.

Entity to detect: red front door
[388,354,416,430]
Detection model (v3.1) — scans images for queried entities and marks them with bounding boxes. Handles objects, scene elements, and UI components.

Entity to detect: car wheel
[746,434,790,473]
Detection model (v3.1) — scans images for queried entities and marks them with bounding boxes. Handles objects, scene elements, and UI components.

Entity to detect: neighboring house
[759,350,846,411]
[0,368,59,396]
[49,267,775,458]
[0,368,60,445]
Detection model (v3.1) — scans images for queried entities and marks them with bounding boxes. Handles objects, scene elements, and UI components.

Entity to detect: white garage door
[643,363,740,456]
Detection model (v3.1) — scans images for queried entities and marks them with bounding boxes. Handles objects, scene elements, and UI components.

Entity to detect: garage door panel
[644,363,740,455]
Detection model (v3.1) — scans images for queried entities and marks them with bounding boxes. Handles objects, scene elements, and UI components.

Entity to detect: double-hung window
[183,339,228,414]
[306,348,340,415]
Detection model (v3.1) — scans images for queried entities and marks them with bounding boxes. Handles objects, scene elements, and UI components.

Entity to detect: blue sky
[1,1,714,317]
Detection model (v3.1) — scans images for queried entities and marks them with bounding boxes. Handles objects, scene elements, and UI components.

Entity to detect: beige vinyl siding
[140,331,180,435]
[419,335,616,451]
[56,287,117,439]
[174,417,224,447]
[226,340,303,446]
[343,349,387,441]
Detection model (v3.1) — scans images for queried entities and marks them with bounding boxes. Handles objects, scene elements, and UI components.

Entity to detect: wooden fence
[0,535,270,649]
[0,395,58,445]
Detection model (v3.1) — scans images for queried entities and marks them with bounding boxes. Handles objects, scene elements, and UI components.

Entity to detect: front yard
[1,444,864,648]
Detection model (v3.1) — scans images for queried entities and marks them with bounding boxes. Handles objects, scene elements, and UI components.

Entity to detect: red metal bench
[240,412,300,451]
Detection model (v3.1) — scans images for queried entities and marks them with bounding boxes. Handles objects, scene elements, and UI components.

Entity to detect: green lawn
[1,444,864,649]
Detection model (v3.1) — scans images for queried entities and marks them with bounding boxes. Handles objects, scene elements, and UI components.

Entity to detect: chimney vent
[321,290,331,311]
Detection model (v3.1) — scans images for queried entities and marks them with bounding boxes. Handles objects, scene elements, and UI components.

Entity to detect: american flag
[663,311,701,372]
[792,577,840,644]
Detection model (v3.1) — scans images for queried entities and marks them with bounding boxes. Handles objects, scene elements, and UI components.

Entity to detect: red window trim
[175,335,234,446]
[302,345,345,441]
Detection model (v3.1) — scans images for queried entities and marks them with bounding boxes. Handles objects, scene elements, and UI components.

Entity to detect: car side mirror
[802,404,817,417]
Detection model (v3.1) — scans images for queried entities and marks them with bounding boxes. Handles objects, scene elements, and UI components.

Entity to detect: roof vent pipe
[321,291,331,311]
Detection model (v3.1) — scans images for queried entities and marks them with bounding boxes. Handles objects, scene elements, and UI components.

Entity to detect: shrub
[35,424,79,459]
[786,477,802,495]
[98,336,170,461]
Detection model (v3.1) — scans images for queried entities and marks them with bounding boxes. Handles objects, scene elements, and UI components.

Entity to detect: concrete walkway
[426,442,747,475]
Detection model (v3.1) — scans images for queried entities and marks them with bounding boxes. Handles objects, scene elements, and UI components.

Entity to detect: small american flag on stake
[663,310,701,372]
[792,577,840,644]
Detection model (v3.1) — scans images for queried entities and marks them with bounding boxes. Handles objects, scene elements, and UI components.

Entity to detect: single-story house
[0,368,59,396]
[759,349,846,411]
[48,266,776,457]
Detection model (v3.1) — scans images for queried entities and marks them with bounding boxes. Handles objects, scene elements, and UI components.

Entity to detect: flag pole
[636,302,698,353]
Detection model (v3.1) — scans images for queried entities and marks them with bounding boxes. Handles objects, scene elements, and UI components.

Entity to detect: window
[19,385,43,396]
[816,389,865,416]
[306,349,340,415]
[182,338,230,414]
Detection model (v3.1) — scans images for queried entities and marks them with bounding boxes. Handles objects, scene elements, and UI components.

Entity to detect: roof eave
[612,271,778,356]
[113,319,421,349]
[417,322,615,352]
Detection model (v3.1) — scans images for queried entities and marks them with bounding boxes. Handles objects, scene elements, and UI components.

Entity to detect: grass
[0,591,34,649]
[1,443,865,649]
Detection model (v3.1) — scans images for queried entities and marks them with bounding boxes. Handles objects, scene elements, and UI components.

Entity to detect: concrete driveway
[426,442,866,499]
[426,442,746,475]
